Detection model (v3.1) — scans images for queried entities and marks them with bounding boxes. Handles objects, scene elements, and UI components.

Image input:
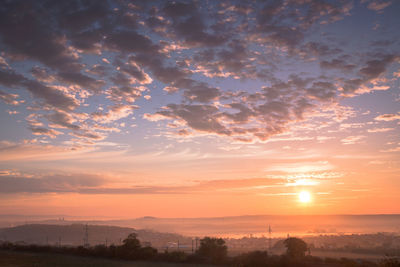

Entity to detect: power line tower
[83,224,89,247]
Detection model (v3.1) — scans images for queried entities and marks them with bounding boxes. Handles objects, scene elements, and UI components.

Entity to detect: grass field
[0,250,214,267]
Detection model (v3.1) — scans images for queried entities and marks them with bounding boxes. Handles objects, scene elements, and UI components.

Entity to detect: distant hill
[1,214,399,238]
[0,224,191,248]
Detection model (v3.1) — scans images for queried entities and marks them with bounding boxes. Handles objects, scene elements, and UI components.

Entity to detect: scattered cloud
[341,135,366,145]
[366,1,392,11]
[92,104,137,124]
[0,90,23,105]
[367,127,394,133]
[0,0,398,218]
[0,0,398,146]
[375,113,400,121]
[265,161,334,173]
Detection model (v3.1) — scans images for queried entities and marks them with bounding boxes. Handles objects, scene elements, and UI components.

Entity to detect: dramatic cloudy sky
[0,0,399,218]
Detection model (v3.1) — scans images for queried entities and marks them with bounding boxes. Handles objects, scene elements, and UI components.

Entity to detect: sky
[0,0,399,218]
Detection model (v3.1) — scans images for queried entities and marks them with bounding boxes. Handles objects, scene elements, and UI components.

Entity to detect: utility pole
[268,225,272,253]
[83,224,89,247]
[191,239,194,253]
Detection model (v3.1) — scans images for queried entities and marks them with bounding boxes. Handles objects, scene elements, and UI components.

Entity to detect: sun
[299,191,311,203]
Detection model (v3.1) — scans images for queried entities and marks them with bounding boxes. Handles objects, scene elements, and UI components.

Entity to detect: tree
[196,237,227,264]
[283,237,307,259]
[117,233,142,259]
[122,233,141,250]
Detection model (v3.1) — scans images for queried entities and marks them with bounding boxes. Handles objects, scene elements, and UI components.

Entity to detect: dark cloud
[297,0,353,26]
[341,78,364,94]
[79,176,284,195]
[307,82,337,101]
[0,173,105,194]
[182,82,221,103]
[0,69,79,110]
[106,86,146,103]
[45,0,111,53]
[68,29,105,54]
[57,72,106,93]
[0,1,82,72]
[359,54,397,80]
[85,64,110,76]
[192,40,257,79]
[320,58,356,72]
[31,66,56,83]
[114,59,152,85]
[157,104,230,135]
[105,30,159,54]
[132,53,220,103]
[147,74,318,141]
[24,80,79,111]
[0,171,284,194]
[107,86,146,103]
[132,54,189,85]
[162,1,228,47]
[69,130,105,140]
[301,42,343,57]
[46,111,80,130]
[56,0,110,32]
[341,54,398,95]
[29,126,62,138]
[0,69,25,88]
[223,103,255,123]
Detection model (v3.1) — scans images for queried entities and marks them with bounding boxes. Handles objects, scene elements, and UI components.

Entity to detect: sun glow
[299,191,311,203]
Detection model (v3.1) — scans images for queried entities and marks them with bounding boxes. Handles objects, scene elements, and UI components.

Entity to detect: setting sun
[299,191,311,203]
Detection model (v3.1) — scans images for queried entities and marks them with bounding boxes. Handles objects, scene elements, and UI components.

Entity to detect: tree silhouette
[122,233,141,250]
[283,237,307,259]
[196,236,227,263]
[118,233,141,259]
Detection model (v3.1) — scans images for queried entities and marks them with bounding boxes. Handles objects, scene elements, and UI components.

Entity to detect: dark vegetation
[1,234,399,267]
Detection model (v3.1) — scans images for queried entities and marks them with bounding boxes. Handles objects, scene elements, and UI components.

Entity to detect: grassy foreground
[0,250,214,267]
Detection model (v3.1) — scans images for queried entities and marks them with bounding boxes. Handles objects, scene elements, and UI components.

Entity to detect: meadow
[0,250,214,267]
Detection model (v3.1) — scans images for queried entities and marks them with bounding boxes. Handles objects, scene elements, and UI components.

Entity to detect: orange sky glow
[0,0,399,219]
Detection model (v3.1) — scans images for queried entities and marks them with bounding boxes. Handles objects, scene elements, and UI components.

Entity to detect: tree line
[1,234,399,266]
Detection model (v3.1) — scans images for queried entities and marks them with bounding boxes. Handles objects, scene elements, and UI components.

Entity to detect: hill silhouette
[0,224,190,248]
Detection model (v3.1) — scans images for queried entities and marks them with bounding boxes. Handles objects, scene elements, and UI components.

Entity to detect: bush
[139,246,157,260]
[235,250,269,267]
[283,237,307,259]
[380,257,400,267]
[160,250,187,262]
[196,237,228,264]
